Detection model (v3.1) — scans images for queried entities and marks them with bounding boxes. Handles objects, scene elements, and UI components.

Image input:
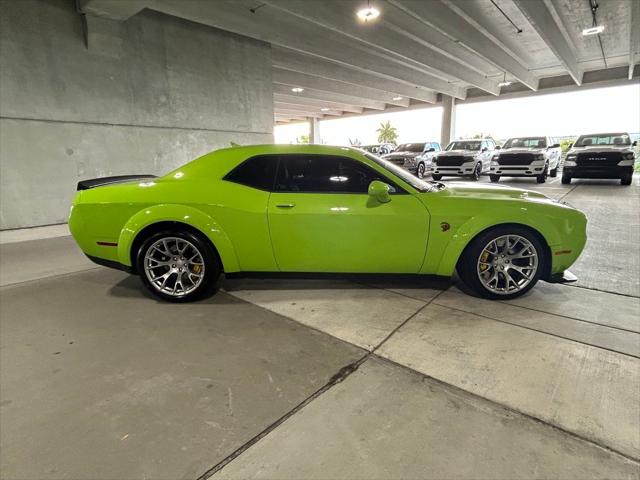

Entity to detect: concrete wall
[0,0,274,229]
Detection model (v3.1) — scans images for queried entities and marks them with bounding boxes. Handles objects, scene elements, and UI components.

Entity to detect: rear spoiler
[77,175,157,191]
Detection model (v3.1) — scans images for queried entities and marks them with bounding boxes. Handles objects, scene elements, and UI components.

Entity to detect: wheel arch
[117,204,240,273]
[435,218,556,279]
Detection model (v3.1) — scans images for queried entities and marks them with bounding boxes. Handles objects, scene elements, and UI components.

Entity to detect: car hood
[568,145,634,154]
[499,148,545,155]
[437,150,479,157]
[436,181,553,203]
[384,151,422,158]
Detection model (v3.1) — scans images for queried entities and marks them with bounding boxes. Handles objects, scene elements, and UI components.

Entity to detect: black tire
[136,229,221,302]
[549,167,558,178]
[417,162,426,179]
[490,175,500,183]
[621,173,632,186]
[536,164,548,183]
[471,163,482,181]
[432,174,443,181]
[457,225,547,300]
[561,174,571,185]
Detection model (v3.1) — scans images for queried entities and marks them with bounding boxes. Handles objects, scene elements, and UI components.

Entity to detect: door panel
[268,192,429,273]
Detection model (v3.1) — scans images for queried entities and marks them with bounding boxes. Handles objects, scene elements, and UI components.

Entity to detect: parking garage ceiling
[81,0,640,124]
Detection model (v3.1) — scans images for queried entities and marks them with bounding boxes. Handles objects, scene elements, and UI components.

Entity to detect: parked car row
[375,132,636,186]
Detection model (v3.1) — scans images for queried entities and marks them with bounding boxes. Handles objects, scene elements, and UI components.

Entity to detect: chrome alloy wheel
[143,237,205,297]
[476,235,538,295]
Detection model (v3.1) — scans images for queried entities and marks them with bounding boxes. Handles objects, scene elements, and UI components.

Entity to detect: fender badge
[440,222,450,232]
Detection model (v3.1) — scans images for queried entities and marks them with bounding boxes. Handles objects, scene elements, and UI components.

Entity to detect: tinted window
[447,141,482,151]
[275,155,398,194]
[396,143,426,153]
[503,137,547,149]
[575,133,631,146]
[224,155,278,191]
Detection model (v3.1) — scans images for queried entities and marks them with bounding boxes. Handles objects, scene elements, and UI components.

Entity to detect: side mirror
[368,180,391,204]
[427,148,435,152]
[495,145,501,150]
[482,147,488,152]
[550,143,560,148]
[633,140,638,147]
[568,143,573,149]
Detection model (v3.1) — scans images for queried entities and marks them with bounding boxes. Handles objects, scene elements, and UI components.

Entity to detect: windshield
[575,133,630,147]
[447,141,482,151]
[363,152,434,192]
[396,143,425,153]
[503,137,547,149]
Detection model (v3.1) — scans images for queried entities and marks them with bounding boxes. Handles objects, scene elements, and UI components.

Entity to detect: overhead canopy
[80,0,640,124]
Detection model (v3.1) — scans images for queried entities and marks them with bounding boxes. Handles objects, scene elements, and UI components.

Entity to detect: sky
[274,83,640,145]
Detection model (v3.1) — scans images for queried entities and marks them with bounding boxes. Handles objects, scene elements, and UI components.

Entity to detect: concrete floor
[1,175,639,479]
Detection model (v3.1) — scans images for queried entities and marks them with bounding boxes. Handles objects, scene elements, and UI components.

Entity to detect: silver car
[382,142,441,178]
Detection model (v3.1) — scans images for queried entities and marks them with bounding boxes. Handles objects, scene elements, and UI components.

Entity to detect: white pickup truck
[489,136,561,184]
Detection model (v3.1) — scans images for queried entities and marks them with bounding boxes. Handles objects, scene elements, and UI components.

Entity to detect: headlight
[566,154,577,160]
[432,158,438,165]
[624,152,635,160]
[535,154,544,161]
[492,155,500,161]
[564,159,576,166]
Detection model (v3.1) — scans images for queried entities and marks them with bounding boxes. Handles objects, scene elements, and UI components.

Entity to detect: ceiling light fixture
[291,87,304,93]
[582,25,604,36]
[392,96,403,101]
[498,72,512,88]
[356,0,380,22]
[321,107,330,111]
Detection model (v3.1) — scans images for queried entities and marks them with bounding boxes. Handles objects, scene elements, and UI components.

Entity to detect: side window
[487,140,495,150]
[275,155,398,194]
[481,140,488,150]
[224,155,278,191]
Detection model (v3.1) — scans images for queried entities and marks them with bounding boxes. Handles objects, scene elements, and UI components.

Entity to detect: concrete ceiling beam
[272,48,437,104]
[391,0,540,91]
[265,0,498,95]
[149,0,466,98]
[274,94,364,114]
[512,0,583,85]
[77,0,146,20]
[273,69,410,107]
[273,84,386,110]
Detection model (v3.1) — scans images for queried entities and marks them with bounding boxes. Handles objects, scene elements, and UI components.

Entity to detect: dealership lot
[1,175,638,479]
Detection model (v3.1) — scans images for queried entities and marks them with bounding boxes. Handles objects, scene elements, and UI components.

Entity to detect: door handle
[276,203,295,208]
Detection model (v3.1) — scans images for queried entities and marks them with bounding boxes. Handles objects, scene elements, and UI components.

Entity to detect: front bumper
[431,162,476,176]
[490,162,546,177]
[563,165,633,179]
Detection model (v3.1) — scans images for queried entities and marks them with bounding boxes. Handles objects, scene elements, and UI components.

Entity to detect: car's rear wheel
[457,226,546,300]
[561,173,572,185]
[137,230,220,302]
[490,175,500,183]
[432,174,442,181]
[417,162,426,179]
[549,166,558,177]
[471,163,481,181]
[621,173,633,185]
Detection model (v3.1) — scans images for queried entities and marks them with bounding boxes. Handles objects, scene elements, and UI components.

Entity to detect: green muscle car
[69,145,587,302]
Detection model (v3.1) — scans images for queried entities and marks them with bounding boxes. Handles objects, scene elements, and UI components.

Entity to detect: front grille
[387,157,405,167]
[498,153,535,166]
[576,152,622,167]
[437,156,466,167]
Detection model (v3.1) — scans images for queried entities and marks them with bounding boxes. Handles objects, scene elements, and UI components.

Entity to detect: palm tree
[376,121,398,144]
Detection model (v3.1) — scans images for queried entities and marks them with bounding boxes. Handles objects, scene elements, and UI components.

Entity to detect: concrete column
[309,117,321,144]
[440,95,456,147]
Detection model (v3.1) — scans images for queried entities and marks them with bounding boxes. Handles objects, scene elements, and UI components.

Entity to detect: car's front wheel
[432,174,442,181]
[549,166,558,177]
[137,230,221,302]
[536,164,548,183]
[457,226,546,300]
[561,173,572,185]
[417,162,426,179]
[471,163,482,181]
[621,173,633,185]
[490,175,500,183]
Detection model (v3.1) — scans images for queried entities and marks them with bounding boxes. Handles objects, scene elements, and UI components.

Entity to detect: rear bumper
[563,165,632,179]
[86,254,134,274]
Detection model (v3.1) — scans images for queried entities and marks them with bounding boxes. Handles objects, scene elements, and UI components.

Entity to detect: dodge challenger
[69,145,587,302]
